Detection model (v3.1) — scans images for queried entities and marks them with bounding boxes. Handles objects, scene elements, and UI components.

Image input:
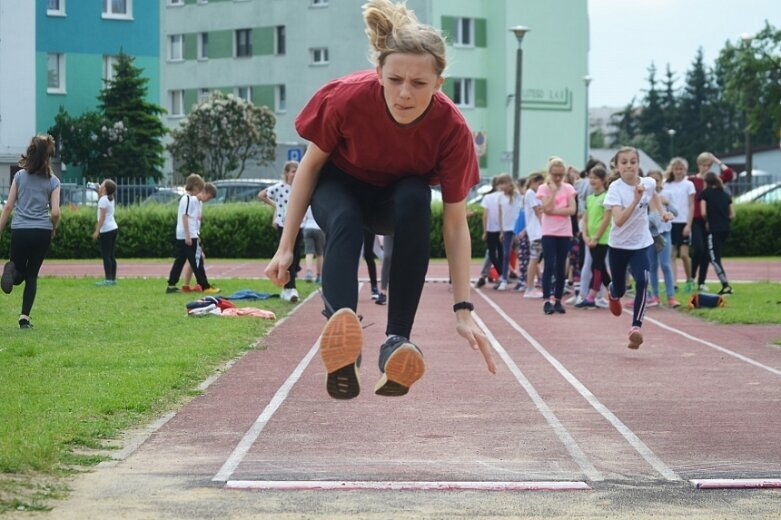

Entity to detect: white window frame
[168,34,184,62]
[311,0,328,6]
[169,90,184,117]
[167,0,183,6]
[47,53,66,94]
[275,25,285,55]
[103,55,119,82]
[235,86,252,103]
[275,85,287,113]
[47,0,66,17]
[310,47,329,65]
[452,78,474,108]
[102,0,133,20]
[235,29,252,58]
[454,17,474,47]
[198,88,210,103]
[198,32,209,60]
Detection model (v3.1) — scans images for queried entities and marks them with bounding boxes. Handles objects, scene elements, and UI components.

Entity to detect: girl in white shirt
[661,158,695,291]
[496,173,522,291]
[604,147,672,349]
[93,179,118,286]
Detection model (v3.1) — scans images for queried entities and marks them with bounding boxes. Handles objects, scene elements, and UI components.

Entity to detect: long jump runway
[97,277,781,496]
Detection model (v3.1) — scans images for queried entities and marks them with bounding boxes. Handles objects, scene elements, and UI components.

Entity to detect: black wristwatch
[453,301,475,312]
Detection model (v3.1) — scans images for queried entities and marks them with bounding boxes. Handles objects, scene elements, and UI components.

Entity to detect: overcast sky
[587,0,779,108]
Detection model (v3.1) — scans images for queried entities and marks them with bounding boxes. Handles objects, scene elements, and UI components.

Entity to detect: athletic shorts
[671,223,690,247]
[303,228,325,255]
[529,239,543,261]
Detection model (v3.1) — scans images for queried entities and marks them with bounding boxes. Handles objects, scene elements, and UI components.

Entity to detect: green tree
[167,91,276,180]
[589,128,606,149]
[660,64,678,164]
[636,63,664,161]
[608,99,639,148]
[677,48,714,165]
[98,52,167,180]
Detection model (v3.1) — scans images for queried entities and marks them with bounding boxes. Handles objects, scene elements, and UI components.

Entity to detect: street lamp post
[510,25,530,181]
[741,33,754,186]
[666,128,676,159]
[583,75,592,167]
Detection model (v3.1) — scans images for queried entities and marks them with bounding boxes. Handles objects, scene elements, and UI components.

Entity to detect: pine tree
[98,52,166,180]
[660,64,678,163]
[637,62,664,162]
[676,48,714,166]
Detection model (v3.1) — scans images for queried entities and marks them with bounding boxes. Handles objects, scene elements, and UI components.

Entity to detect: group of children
[478,147,736,349]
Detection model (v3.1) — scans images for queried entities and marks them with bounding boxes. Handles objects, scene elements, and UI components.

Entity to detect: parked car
[115,184,159,205]
[733,181,781,204]
[141,187,186,205]
[211,178,278,203]
[59,183,99,207]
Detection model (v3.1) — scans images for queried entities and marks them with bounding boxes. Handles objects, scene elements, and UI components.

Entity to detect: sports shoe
[315,275,321,284]
[524,289,543,299]
[181,285,193,293]
[698,283,710,292]
[496,281,508,291]
[543,301,554,315]
[513,282,526,292]
[683,280,694,293]
[594,297,609,309]
[608,284,622,317]
[319,308,363,400]
[281,288,299,302]
[1,261,16,294]
[304,270,314,283]
[203,287,221,295]
[718,285,733,295]
[475,277,486,288]
[375,292,386,305]
[667,297,681,308]
[565,294,580,305]
[95,280,114,287]
[375,336,425,397]
[575,298,596,309]
[647,295,660,308]
[371,287,380,300]
[553,301,566,314]
[18,317,32,329]
[627,327,643,350]
[166,286,179,294]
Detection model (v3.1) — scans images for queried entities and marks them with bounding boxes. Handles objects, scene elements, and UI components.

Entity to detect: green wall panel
[252,85,274,109]
[475,78,487,108]
[210,30,233,59]
[441,16,455,44]
[184,89,198,114]
[184,33,197,61]
[475,18,487,48]
[441,77,454,100]
[253,27,274,56]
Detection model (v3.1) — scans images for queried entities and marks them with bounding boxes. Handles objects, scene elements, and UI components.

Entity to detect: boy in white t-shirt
[604,148,672,350]
[182,183,218,293]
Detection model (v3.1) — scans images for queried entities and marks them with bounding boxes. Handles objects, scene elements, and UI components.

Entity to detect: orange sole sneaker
[374,344,426,397]
[319,308,363,400]
[628,328,644,350]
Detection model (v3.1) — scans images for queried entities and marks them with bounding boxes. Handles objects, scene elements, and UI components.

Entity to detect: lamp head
[509,25,530,44]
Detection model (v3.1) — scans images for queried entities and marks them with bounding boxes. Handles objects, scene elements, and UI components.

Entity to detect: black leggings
[9,228,52,317]
[99,229,118,280]
[707,231,729,286]
[363,230,378,289]
[541,235,570,300]
[167,238,211,289]
[589,243,611,292]
[691,219,709,285]
[485,231,503,276]
[310,164,431,339]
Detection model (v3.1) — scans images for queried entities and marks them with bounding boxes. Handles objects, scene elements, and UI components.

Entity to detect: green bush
[0,202,777,259]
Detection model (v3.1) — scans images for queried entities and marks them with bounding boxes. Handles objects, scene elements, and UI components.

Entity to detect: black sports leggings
[167,238,211,289]
[691,219,709,285]
[310,164,431,339]
[9,228,52,317]
[541,235,570,300]
[99,229,118,280]
[363,230,378,288]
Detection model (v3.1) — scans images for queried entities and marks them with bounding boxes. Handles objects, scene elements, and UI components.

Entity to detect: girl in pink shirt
[537,157,577,314]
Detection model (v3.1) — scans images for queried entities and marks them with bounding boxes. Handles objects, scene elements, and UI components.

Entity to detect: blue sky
[587,0,779,108]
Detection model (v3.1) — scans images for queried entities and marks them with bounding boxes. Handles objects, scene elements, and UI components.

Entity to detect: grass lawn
[0,276,314,512]
[673,282,781,325]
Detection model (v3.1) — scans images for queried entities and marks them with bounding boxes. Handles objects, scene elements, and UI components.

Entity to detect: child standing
[496,173,522,291]
[604,147,673,349]
[480,181,503,288]
[699,172,734,295]
[537,158,577,314]
[575,166,611,309]
[93,179,119,286]
[0,135,61,329]
[661,157,695,292]
[166,174,219,294]
[647,170,679,308]
[522,173,545,299]
[182,182,218,293]
[302,206,325,284]
[259,161,302,302]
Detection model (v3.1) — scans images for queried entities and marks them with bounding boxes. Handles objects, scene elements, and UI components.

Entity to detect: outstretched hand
[456,315,497,374]
[264,250,293,287]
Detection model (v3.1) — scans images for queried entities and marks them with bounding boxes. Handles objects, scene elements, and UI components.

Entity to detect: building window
[47,0,66,16]
[103,55,119,82]
[452,78,474,107]
[310,47,329,65]
[169,34,183,61]
[454,18,474,46]
[235,87,252,102]
[47,53,66,93]
[198,88,210,103]
[170,90,184,116]
[311,0,328,6]
[198,32,209,60]
[167,0,183,5]
[275,85,287,113]
[235,29,252,57]
[102,0,132,19]
[275,26,285,55]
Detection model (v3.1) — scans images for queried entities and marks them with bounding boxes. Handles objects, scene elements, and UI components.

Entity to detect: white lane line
[639,313,781,376]
[472,312,603,482]
[478,291,681,481]
[225,480,591,491]
[691,478,781,489]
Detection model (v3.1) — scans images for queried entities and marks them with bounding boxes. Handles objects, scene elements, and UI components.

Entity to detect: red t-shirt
[295,70,479,203]
[689,166,734,220]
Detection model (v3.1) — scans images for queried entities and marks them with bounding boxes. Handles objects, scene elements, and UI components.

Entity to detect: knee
[394,180,431,221]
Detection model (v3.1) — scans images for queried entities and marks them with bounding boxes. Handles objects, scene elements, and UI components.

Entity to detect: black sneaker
[543,301,554,315]
[375,336,425,397]
[166,286,179,293]
[718,285,734,295]
[19,318,32,329]
[2,261,16,294]
[553,301,566,314]
[319,308,363,400]
[375,292,386,305]
[574,299,596,309]
[370,287,379,300]
[475,277,486,288]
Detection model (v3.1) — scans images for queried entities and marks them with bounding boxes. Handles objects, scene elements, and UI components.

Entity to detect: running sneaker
[667,297,681,308]
[683,280,694,293]
[524,289,544,299]
[594,297,609,309]
[204,287,221,295]
[647,296,660,308]
[375,336,425,397]
[496,281,508,291]
[281,288,299,302]
[574,298,596,309]
[18,318,32,329]
[608,284,622,317]
[1,261,16,294]
[553,301,566,314]
[371,287,380,300]
[304,270,314,283]
[166,286,179,294]
[315,275,321,284]
[543,301,555,315]
[698,283,710,292]
[375,292,386,305]
[627,327,643,350]
[565,294,579,305]
[320,308,363,399]
[718,285,734,295]
[513,282,526,292]
[475,277,487,288]
[181,285,193,293]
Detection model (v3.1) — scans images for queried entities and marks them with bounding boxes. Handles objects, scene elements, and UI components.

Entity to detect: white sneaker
[698,284,710,292]
[281,288,300,302]
[594,296,609,309]
[523,289,543,299]
[496,281,508,291]
[289,288,299,302]
[565,294,580,305]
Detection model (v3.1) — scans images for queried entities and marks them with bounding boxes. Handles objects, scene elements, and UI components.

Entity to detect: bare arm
[442,199,496,374]
[50,187,61,237]
[93,206,107,240]
[699,199,707,220]
[0,180,17,236]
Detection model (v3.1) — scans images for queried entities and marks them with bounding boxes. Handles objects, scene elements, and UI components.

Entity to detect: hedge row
[0,202,778,259]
